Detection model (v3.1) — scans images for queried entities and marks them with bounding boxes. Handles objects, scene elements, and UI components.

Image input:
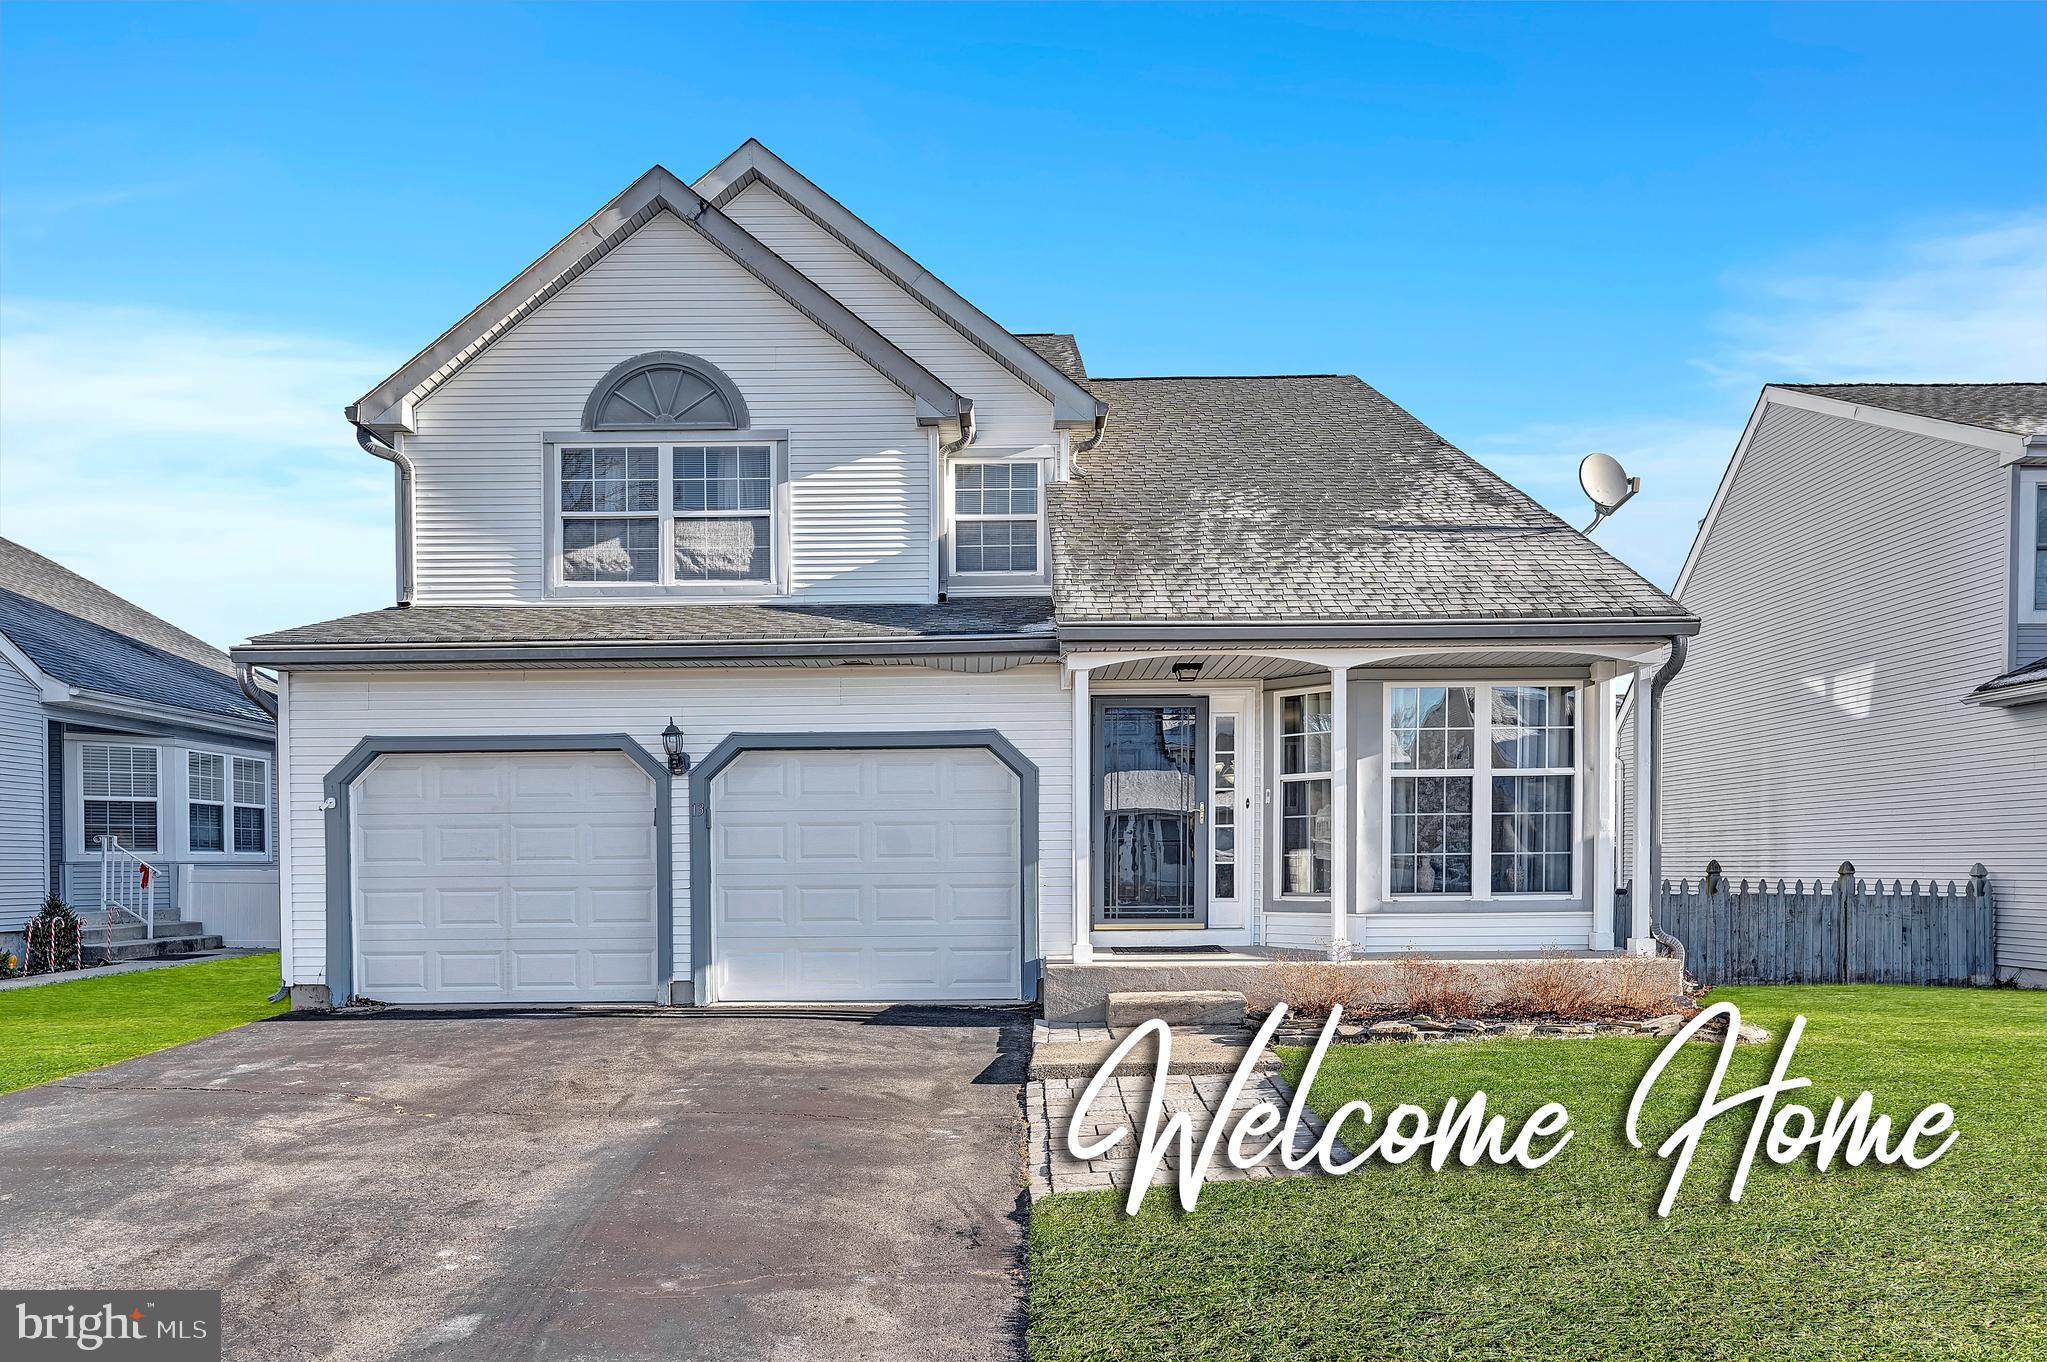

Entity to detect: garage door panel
[712,748,1022,1003]
[353,751,659,1004]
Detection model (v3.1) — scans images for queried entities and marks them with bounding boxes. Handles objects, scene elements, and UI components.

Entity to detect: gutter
[232,631,1061,669]
[236,662,279,720]
[1644,634,1690,913]
[354,423,416,608]
[1057,616,1700,645]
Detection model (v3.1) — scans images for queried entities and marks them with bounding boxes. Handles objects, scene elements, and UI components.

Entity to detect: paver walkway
[1025,1020,1348,1198]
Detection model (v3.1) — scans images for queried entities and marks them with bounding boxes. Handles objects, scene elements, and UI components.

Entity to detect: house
[1620,383,2047,986]
[0,538,279,957]
[232,141,1696,1011]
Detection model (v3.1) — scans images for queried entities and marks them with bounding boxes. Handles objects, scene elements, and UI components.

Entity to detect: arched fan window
[582,351,750,431]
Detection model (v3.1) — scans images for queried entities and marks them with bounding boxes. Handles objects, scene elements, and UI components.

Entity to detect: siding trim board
[321,734,672,1006]
[687,729,1040,1005]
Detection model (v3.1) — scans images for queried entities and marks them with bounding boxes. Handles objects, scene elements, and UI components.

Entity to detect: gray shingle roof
[1048,375,1687,624]
[1778,383,2047,437]
[245,597,1057,648]
[1015,334,1091,392]
[0,540,269,725]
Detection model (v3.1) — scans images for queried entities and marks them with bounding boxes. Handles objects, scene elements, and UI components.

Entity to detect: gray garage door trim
[688,731,1038,1005]
[324,735,670,1006]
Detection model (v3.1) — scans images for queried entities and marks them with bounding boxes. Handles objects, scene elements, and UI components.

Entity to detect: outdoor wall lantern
[661,718,690,775]
[1172,661,1204,683]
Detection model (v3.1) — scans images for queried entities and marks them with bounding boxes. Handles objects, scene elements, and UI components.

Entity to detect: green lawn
[0,951,286,1094]
[1029,986,2047,1362]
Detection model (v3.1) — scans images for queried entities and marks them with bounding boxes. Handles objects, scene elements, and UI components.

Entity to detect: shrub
[1393,955,1481,1020]
[1496,950,1599,1019]
[1249,961,1380,1021]
[1598,952,1687,1019]
[25,897,81,975]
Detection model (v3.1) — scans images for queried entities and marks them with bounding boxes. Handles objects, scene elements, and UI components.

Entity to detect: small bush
[25,897,81,975]
[1394,955,1481,1020]
[1250,962,1376,1021]
[1597,952,1687,1019]
[1496,950,1599,1019]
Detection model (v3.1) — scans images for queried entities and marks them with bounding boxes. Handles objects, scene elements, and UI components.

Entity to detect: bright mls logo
[5,1292,219,1360]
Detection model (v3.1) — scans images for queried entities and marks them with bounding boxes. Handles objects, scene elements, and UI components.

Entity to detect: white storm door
[711,747,1023,1003]
[352,751,659,1004]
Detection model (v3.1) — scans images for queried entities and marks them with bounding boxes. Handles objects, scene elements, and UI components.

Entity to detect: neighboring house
[1621,383,2047,985]
[233,141,1696,1010]
[0,538,279,954]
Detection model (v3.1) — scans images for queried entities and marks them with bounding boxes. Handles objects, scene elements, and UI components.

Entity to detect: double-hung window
[189,752,227,852]
[82,744,158,854]
[1276,689,1332,896]
[1388,684,1578,898]
[950,461,1041,576]
[555,443,778,591]
[231,756,269,853]
[188,752,268,854]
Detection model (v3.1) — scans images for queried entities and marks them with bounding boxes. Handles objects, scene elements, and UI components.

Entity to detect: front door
[1095,698,1209,926]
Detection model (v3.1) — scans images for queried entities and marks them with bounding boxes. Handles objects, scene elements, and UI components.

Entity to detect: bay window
[554,442,780,592]
[1277,689,1332,896]
[1389,683,1578,897]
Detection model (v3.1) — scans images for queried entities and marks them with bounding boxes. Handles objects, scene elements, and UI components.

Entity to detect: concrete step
[80,919,203,944]
[81,933,226,964]
[1106,990,1247,1033]
[1030,1026,1276,1080]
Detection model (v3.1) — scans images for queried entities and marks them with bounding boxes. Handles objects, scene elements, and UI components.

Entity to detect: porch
[1056,634,1683,978]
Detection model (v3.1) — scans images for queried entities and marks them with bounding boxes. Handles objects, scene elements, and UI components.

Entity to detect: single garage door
[353,751,659,1004]
[711,747,1023,1002]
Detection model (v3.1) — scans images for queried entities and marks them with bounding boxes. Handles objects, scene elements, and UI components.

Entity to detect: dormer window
[549,354,783,596]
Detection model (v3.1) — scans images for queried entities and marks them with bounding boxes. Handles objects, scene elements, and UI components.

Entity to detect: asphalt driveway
[0,1007,1032,1361]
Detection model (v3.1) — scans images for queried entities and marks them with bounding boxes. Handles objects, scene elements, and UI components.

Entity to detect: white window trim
[543,434,790,599]
[1271,683,1333,902]
[72,741,162,858]
[944,455,1050,592]
[2020,468,2047,624]
[1381,680,1582,903]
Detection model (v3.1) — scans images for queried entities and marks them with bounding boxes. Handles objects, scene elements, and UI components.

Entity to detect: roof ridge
[1777,380,2047,389]
[1092,373,1353,382]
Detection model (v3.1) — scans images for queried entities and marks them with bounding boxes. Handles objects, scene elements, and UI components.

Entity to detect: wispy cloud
[0,300,396,648]
[1474,212,2046,589]
[1702,214,2046,387]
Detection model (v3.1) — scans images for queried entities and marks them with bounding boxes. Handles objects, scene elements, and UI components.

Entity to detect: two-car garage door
[348,744,1023,1006]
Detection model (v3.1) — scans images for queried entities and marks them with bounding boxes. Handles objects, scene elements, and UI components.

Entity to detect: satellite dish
[1578,452,1640,533]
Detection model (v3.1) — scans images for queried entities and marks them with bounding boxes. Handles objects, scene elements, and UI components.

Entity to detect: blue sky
[2,2,2041,647]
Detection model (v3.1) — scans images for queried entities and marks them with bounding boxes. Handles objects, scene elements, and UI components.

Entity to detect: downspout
[939,401,978,455]
[1073,400,1110,455]
[235,662,278,721]
[1644,634,1690,922]
[354,424,416,607]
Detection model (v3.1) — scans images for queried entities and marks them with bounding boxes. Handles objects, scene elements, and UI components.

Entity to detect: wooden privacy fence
[1647,861,1996,986]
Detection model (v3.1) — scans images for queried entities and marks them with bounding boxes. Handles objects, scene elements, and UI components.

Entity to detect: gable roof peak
[695,140,1104,426]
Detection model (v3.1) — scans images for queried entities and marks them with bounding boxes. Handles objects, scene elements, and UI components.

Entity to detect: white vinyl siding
[0,655,47,928]
[278,665,1073,990]
[403,213,932,604]
[720,182,1059,448]
[1645,401,2047,974]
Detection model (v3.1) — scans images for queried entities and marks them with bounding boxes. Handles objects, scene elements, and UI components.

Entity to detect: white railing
[97,836,161,939]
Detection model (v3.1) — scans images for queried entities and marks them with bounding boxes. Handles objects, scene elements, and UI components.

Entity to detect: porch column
[1328,662,1352,960]
[1589,663,1618,951]
[1628,661,1656,953]
[1070,664,1093,964]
